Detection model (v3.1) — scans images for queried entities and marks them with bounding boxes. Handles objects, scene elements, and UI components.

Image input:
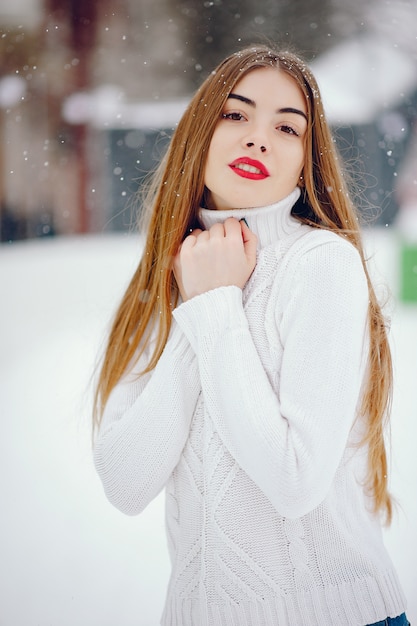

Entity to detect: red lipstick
[229,157,270,180]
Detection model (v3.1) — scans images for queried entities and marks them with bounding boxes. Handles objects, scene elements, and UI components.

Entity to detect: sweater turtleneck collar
[199,187,302,249]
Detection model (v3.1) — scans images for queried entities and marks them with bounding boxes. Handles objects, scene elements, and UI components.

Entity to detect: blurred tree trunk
[44,0,98,233]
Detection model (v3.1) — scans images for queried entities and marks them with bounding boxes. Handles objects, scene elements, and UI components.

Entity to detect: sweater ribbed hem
[160,570,406,626]
[173,286,246,353]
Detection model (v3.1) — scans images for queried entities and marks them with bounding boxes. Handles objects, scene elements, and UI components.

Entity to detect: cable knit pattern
[94,188,406,625]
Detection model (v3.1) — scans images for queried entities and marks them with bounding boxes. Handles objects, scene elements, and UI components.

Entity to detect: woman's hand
[173,218,257,301]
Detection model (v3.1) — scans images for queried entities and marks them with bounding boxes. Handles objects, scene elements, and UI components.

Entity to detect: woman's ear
[298,172,305,188]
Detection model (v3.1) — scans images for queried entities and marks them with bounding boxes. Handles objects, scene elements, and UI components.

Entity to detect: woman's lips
[229,157,270,180]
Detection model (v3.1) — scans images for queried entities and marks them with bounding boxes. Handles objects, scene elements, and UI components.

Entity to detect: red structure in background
[45,0,98,233]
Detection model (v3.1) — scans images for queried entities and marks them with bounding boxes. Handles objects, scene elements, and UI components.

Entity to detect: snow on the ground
[0,230,416,626]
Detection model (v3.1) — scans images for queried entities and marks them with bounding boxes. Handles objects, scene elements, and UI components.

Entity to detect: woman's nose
[246,141,267,153]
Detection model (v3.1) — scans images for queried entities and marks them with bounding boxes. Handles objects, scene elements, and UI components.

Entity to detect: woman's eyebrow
[228,93,255,106]
[279,107,308,122]
[228,93,307,122]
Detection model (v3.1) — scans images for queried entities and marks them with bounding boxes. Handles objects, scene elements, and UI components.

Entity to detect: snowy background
[0,228,416,626]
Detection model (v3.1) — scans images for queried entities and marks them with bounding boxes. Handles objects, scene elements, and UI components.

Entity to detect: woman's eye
[222,112,245,121]
[279,124,299,136]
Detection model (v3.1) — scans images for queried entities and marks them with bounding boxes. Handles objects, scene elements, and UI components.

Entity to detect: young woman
[93,45,408,626]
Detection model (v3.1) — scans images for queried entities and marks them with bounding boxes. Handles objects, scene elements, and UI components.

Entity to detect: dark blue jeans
[367,614,410,626]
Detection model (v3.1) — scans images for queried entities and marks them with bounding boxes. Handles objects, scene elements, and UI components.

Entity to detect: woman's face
[204,67,308,210]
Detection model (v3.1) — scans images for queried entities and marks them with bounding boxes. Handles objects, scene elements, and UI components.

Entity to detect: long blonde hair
[93,45,393,524]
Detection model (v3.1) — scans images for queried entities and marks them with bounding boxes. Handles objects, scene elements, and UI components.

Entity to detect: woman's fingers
[181,228,203,250]
[239,219,258,267]
[174,218,258,301]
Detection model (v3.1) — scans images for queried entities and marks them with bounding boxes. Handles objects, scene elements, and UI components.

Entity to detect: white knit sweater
[94,188,406,625]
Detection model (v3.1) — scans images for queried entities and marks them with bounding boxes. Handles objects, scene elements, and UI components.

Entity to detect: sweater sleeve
[93,322,200,515]
[172,238,369,518]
